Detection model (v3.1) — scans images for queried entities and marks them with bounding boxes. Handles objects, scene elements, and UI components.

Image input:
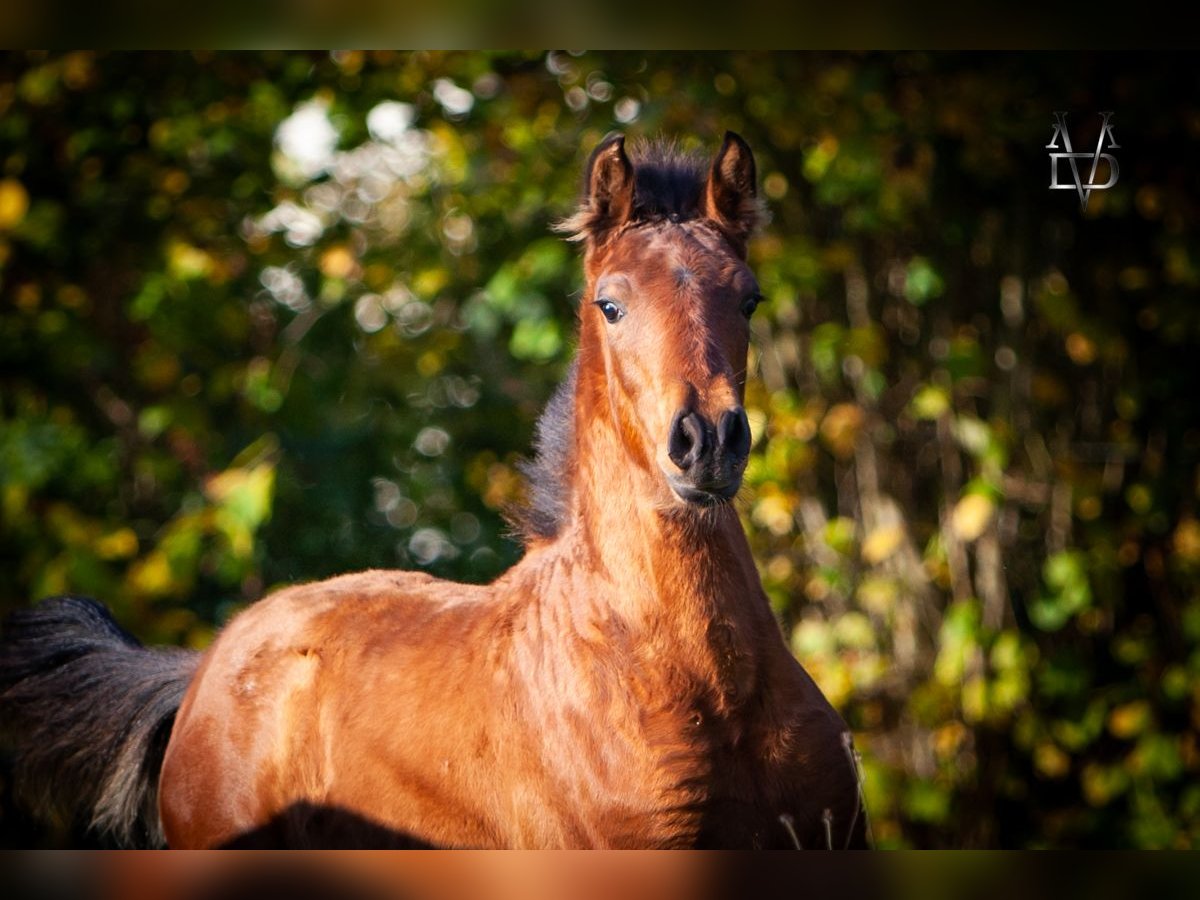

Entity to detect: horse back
[159,569,500,848]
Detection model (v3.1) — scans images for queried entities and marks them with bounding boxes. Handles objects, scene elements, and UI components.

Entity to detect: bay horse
[0,132,867,849]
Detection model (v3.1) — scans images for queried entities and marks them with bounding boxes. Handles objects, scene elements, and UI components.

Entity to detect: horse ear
[704,131,760,252]
[572,132,635,244]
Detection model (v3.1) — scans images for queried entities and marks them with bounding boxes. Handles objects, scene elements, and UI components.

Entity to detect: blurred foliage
[1,51,1198,848]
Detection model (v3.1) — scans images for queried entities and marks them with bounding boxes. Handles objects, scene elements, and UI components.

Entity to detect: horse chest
[581,729,804,849]
[574,741,717,848]
[536,697,772,848]
[554,692,845,849]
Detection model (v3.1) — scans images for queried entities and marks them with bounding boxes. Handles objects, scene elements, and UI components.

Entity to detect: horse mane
[508,360,577,543]
[510,139,760,545]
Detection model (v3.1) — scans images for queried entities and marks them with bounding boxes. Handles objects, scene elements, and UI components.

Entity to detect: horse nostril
[718,407,751,460]
[668,410,707,471]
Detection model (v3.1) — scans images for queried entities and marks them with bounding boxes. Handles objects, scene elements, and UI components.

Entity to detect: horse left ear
[704,131,760,253]
[558,132,636,249]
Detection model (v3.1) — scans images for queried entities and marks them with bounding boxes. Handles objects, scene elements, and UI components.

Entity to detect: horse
[0,132,868,849]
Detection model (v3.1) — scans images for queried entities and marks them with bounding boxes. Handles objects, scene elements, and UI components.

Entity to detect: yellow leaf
[857,576,897,615]
[861,524,904,565]
[1081,762,1128,807]
[3,484,29,521]
[0,179,30,230]
[417,351,444,378]
[803,573,831,602]
[129,551,174,597]
[1107,700,1151,739]
[834,612,876,650]
[951,493,994,542]
[962,674,987,722]
[791,618,833,657]
[161,169,190,195]
[167,241,213,280]
[822,661,853,709]
[819,403,864,459]
[1173,518,1200,563]
[95,527,139,560]
[764,554,793,583]
[481,462,521,511]
[1034,742,1071,779]
[206,464,275,530]
[319,245,356,279]
[1065,332,1097,365]
[751,493,795,536]
[204,467,246,503]
[745,406,767,448]
[934,721,968,760]
[911,384,950,420]
[414,266,449,297]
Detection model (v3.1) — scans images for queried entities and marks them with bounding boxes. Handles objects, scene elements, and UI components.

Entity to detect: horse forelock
[556,140,710,244]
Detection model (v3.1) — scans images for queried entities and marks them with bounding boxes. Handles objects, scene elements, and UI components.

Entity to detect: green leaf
[904,257,944,305]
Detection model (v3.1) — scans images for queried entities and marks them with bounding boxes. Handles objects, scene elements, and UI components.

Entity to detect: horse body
[1,132,867,848]
[162,519,859,848]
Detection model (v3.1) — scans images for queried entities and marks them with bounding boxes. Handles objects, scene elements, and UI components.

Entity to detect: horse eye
[595,298,625,324]
[741,293,762,319]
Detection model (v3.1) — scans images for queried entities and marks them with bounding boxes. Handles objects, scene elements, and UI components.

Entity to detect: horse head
[563,132,764,510]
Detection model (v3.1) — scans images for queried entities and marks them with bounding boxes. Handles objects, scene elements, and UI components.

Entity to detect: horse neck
[526,366,780,706]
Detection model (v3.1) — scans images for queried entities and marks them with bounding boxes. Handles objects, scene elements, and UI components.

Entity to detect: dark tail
[0,596,200,847]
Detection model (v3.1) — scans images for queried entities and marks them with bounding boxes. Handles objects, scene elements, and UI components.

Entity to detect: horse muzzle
[665,406,750,505]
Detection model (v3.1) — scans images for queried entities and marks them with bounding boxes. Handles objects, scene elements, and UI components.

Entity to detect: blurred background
[0,51,1196,848]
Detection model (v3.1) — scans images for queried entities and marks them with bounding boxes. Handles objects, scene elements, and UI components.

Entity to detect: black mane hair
[508,361,577,543]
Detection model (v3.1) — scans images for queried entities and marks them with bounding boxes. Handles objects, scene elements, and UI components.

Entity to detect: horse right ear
[559,133,635,246]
